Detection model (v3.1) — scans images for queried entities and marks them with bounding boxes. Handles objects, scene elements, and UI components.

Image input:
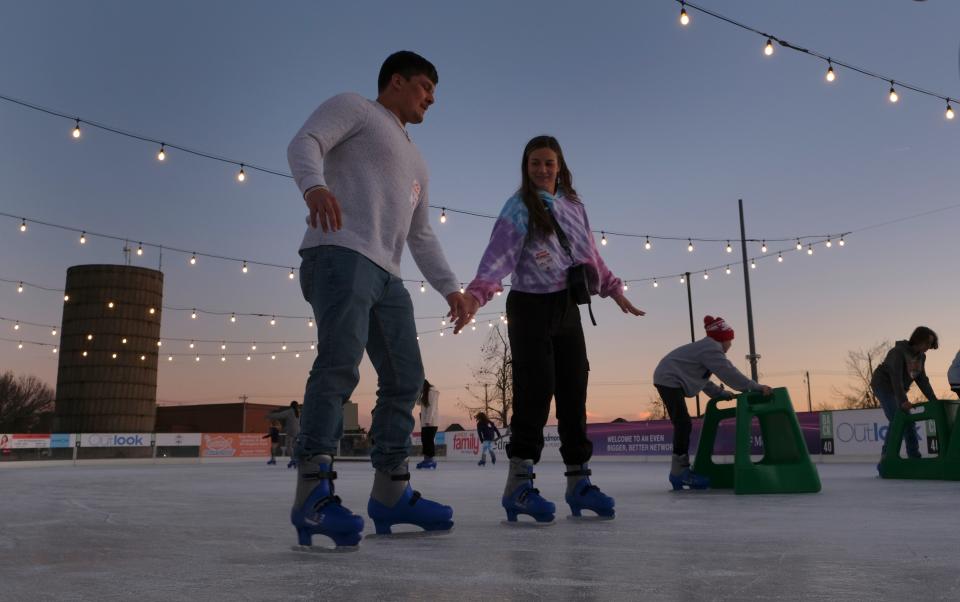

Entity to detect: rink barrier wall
[1,407,942,466]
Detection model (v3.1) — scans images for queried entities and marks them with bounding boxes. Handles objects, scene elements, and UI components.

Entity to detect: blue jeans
[873,386,921,459]
[296,246,424,471]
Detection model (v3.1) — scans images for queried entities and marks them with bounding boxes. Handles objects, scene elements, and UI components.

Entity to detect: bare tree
[460,324,512,427]
[834,341,891,409]
[646,393,669,420]
[0,371,55,431]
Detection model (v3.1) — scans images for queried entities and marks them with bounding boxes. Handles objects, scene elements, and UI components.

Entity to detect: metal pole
[738,199,760,381]
[806,371,812,412]
[685,272,701,416]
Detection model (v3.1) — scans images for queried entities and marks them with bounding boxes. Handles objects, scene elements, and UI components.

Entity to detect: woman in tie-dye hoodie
[464,135,644,524]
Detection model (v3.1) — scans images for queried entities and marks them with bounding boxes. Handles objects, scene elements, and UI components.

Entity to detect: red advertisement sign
[200,433,269,457]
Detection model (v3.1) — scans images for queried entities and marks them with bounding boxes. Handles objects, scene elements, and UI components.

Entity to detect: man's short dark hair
[378,51,438,93]
[909,326,939,350]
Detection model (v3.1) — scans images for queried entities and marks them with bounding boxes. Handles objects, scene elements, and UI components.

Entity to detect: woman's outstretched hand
[611,292,645,316]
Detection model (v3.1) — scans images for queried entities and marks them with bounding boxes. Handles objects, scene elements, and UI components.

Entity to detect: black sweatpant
[505,289,592,465]
[421,426,438,457]
[655,384,691,457]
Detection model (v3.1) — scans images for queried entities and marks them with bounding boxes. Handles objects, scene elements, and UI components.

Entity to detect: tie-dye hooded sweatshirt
[466,190,623,307]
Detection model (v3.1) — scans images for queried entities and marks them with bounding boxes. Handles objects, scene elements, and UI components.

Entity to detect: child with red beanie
[653,316,772,490]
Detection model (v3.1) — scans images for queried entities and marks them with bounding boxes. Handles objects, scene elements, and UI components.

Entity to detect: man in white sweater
[285,51,473,549]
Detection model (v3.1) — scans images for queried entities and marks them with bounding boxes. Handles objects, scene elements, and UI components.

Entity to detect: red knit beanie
[704,315,734,342]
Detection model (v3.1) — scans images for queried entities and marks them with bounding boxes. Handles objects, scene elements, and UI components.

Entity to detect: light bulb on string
[750,259,757,269]
[79,231,86,244]
[601,232,607,246]
[644,237,651,250]
[764,38,774,56]
[703,271,709,280]
[13,321,20,331]
[18,341,23,350]
[726,241,732,253]
[140,355,146,361]
[221,356,226,362]
[237,164,246,182]
[307,318,314,328]
[64,294,69,302]
[826,238,832,248]
[623,284,629,291]
[157,340,162,347]
[191,309,197,320]
[760,240,767,253]
[796,239,802,251]
[288,269,295,280]
[221,342,227,351]
[777,253,783,263]
[189,341,195,349]
[136,243,143,256]
[251,344,257,351]
[310,343,315,350]
[679,2,689,25]
[281,343,287,351]
[420,281,426,293]
[440,331,444,337]
[167,355,172,361]
[53,347,58,354]
[825,60,836,82]
[17,282,24,293]
[157,144,166,161]
[241,261,248,274]
[230,313,237,323]
[807,244,814,255]
[725,265,732,275]
[440,208,447,224]
[687,239,694,252]
[72,119,81,138]
[195,355,200,362]
[19,219,27,233]
[888,81,898,103]
[441,319,447,327]
[189,254,197,265]
[459,284,465,294]
[148,307,156,315]
[107,301,115,309]
[51,328,57,336]
[947,100,955,120]
[295,353,300,358]
[271,354,276,360]
[838,236,845,247]
[679,275,685,284]
[269,316,276,326]
[121,338,127,344]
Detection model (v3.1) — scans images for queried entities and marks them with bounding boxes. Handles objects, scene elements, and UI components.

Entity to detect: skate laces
[517,486,541,502]
[408,490,422,506]
[312,494,343,512]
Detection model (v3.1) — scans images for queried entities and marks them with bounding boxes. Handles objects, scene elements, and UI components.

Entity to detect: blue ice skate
[478,458,486,466]
[416,458,437,470]
[287,459,298,469]
[564,468,615,520]
[367,478,454,536]
[502,464,555,524]
[267,459,276,465]
[669,468,710,490]
[290,464,364,549]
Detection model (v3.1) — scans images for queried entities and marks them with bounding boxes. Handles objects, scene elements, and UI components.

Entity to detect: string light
[726,241,732,253]
[644,237,651,250]
[237,164,246,182]
[703,271,709,280]
[221,342,227,350]
[947,100,955,120]
[13,321,20,331]
[725,265,732,275]
[157,144,166,161]
[167,356,172,361]
[148,307,156,315]
[440,208,447,223]
[122,338,127,344]
[241,261,248,274]
[888,81,898,103]
[653,279,659,288]
[79,231,86,244]
[687,239,694,252]
[17,341,23,350]
[601,232,607,246]
[53,347,58,354]
[191,309,197,320]
[679,275,685,284]
[64,294,69,301]
[459,284,465,294]
[288,269,295,280]
[189,254,197,265]
[838,236,845,247]
[764,38,774,56]
[17,282,23,293]
[189,341,195,349]
[307,318,314,328]
[269,316,276,326]
[777,253,783,262]
[51,328,57,336]
[230,313,237,323]
[19,219,26,233]
[760,240,767,253]
[82,351,88,357]
[825,60,835,82]
[750,259,757,269]
[221,356,227,362]
[796,239,802,251]
[825,238,832,248]
[107,301,115,309]
[807,244,814,255]
[157,340,162,347]
[195,355,200,362]
[679,2,689,25]
[420,281,426,293]
[251,344,257,351]
[72,119,81,139]
[281,343,287,351]
[136,243,143,256]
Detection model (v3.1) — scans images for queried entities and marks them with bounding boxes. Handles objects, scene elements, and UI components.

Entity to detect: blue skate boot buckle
[366,472,454,538]
[669,468,711,491]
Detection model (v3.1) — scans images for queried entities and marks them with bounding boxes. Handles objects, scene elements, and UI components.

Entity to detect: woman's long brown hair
[519,135,579,238]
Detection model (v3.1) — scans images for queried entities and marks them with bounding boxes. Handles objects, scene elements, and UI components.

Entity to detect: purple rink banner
[588,412,821,457]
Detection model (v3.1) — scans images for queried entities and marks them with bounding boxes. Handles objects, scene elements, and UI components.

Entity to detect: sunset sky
[2,0,958,430]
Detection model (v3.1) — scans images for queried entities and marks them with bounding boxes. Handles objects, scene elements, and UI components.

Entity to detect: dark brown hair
[377,51,438,93]
[909,326,939,350]
[421,379,432,407]
[519,135,579,237]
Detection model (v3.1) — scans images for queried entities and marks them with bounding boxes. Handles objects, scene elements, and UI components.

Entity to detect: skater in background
[871,326,939,460]
[286,50,471,548]
[948,348,960,399]
[267,401,301,468]
[263,420,282,465]
[463,135,644,523]
[416,379,440,469]
[475,412,501,466]
[653,316,772,490]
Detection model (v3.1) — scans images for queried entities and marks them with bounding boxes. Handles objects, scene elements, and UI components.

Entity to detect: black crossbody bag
[543,202,597,326]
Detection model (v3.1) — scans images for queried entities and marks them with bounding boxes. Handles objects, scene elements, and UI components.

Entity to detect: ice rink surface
[2,460,958,601]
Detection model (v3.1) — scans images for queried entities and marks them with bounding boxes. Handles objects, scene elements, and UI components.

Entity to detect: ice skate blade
[566,513,615,522]
[291,544,358,554]
[364,526,453,540]
[500,519,554,528]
